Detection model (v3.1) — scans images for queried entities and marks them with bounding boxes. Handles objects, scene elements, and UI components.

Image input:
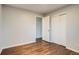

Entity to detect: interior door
[42,16,50,42]
[51,13,66,46]
[60,14,66,46]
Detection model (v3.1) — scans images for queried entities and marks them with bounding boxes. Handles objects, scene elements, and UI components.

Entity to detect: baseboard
[49,41,66,47]
[50,41,79,53]
[2,40,36,50]
[66,47,79,53]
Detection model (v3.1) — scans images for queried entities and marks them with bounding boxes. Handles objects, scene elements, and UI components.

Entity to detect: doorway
[36,17,42,42]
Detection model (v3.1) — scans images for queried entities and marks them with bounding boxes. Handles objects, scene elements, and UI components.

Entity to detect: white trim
[50,41,66,47]
[66,47,79,53]
[2,41,35,49]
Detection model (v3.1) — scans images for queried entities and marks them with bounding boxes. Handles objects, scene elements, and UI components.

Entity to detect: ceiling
[5,4,69,15]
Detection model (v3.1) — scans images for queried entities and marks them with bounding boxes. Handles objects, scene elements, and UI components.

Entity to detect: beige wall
[2,5,42,49]
[47,5,79,53]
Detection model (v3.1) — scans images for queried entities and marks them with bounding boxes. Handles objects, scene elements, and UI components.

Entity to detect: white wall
[36,17,42,38]
[47,5,79,53]
[0,4,2,54]
[2,5,42,49]
[66,5,79,52]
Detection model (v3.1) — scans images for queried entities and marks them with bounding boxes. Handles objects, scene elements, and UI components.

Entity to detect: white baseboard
[66,47,79,53]
[49,41,66,47]
[2,41,35,49]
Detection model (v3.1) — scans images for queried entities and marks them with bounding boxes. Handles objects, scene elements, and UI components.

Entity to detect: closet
[51,13,67,46]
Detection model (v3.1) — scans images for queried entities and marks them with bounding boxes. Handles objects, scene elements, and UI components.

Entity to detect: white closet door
[42,16,50,42]
[51,14,66,46]
[60,14,66,46]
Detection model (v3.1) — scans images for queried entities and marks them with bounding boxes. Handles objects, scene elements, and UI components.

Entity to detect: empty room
[0,4,79,55]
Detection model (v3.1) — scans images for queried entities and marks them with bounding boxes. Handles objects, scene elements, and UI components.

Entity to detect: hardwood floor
[1,40,79,55]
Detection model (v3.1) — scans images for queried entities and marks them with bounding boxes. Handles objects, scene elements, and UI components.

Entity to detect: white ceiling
[6,4,69,15]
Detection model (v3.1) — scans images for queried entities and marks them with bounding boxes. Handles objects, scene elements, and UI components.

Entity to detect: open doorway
[36,17,42,42]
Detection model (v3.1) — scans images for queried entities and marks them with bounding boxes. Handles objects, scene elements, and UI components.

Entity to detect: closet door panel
[51,14,66,46]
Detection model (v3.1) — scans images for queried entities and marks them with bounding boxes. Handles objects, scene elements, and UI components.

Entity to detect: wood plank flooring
[1,40,79,55]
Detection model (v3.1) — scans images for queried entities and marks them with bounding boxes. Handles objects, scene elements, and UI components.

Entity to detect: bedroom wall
[2,5,42,49]
[47,5,79,53]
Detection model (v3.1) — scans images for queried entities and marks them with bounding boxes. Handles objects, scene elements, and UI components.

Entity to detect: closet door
[42,16,50,42]
[59,14,66,46]
[51,13,66,46]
